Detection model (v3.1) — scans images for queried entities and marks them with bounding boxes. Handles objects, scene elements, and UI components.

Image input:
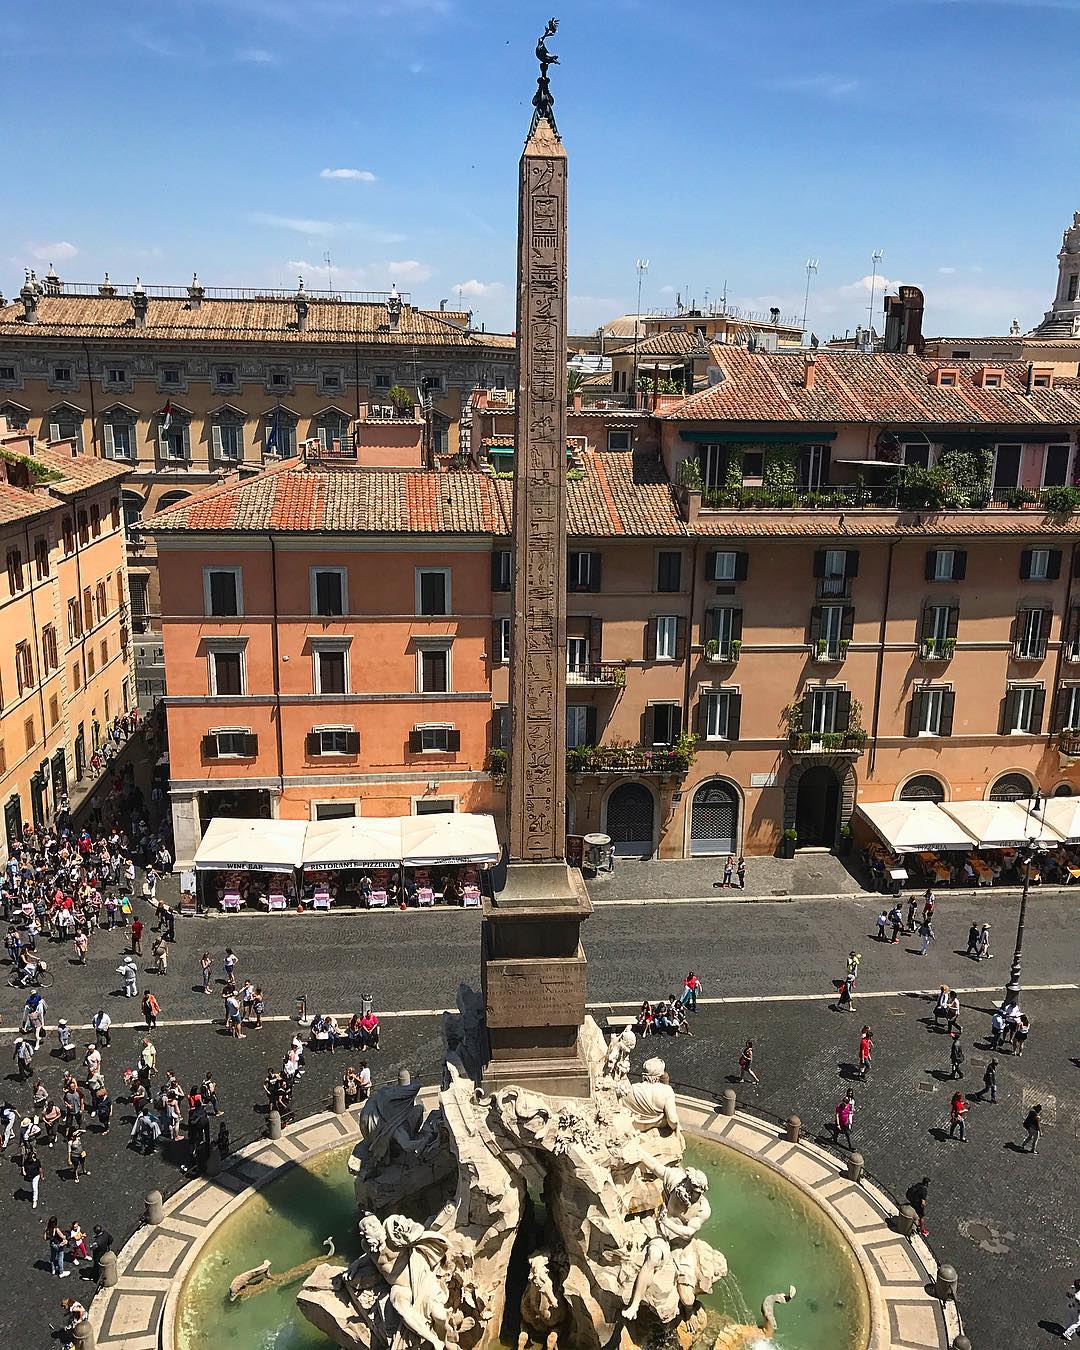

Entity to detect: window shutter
[492,621,503,664]
[1000,688,1016,735]
[446,729,461,751]
[946,606,960,639]
[812,549,826,578]
[408,729,423,752]
[733,551,749,581]
[490,552,505,591]
[306,732,321,757]
[924,550,937,582]
[675,617,687,661]
[345,731,360,754]
[642,706,655,745]
[727,692,742,741]
[102,423,115,458]
[645,618,656,660]
[836,689,853,730]
[693,696,706,737]
[1053,688,1069,732]
[49,421,60,443]
[1046,549,1062,580]
[1020,549,1033,580]
[671,704,683,740]
[953,550,967,580]
[906,692,921,738]
[1031,686,1046,734]
[845,549,860,578]
[201,734,218,760]
[585,706,597,745]
[939,690,955,737]
[705,550,718,581]
[809,605,822,645]
[1073,549,1080,579]
[920,605,934,640]
[801,693,815,733]
[730,608,743,642]
[235,422,244,457]
[589,552,602,593]
[212,423,223,455]
[590,617,603,662]
[1011,609,1022,646]
[242,734,258,756]
[840,606,855,642]
[182,423,191,457]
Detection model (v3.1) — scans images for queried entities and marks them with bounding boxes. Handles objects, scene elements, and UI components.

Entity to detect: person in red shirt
[680,971,702,1013]
[858,1026,874,1079]
[949,1091,968,1142]
[130,918,143,956]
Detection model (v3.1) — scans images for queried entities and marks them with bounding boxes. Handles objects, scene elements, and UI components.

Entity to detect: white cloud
[237,47,277,63]
[253,213,339,235]
[388,260,433,283]
[454,279,504,298]
[408,61,424,75]
[835,273,903,301]
[28,240,78,262]
[938,266,957,274]
[287,257,434,288]
[320,168,377,182]
[765,73,862,99]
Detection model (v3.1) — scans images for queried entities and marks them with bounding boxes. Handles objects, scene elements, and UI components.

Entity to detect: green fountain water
[175,1135,869,1350]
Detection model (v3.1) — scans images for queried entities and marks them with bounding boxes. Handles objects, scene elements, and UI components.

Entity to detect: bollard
[205,1145,221,1178]
[952,1337,972,1350]
[268,1109,282,1140]
[785,1115,801,1144]
[362,991,373,1017]
[332,1084,346,1115]
[721,1089,736,1118]
[935,1264,958,1302]
[72,1322,96,1350]
[144,1189,163,1226]
[846,1152,864,1183]
[97,1250,118,1288]
[895,1204,918,1237]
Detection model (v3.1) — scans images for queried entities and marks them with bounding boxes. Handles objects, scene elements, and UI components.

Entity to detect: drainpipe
[868,536,899,776]
[268,533,286,804]
[1049,539,1078,749]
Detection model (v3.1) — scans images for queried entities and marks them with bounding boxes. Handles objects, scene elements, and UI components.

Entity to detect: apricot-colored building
[147,347,1080,867]
[0,421,133,856]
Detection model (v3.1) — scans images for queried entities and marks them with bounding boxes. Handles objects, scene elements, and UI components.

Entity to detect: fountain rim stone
[89,1089,960,1350]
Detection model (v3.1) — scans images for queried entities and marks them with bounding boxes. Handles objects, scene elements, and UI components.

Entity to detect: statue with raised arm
[352,1213,451,1349]
[602,1027,636,1082]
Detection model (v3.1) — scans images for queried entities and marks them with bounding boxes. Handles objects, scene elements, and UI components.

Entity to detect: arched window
[1053,783,1074,797]
[48,403,84,450]
[989,772,1036,802]
[158,406,191,462]
[316,409,350,453]
[211,406,245,462]
[103,405,137,461]
[899,775,946,803]
[122,492,145,532]
[0,403,29,431]
[157,490,192,514]
[264,408,298,458]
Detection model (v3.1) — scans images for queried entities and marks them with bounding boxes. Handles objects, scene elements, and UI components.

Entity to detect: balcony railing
[1059,730,1080,757]
[1066,643,1080,665]
[704,640,741,664]
[566,662,626,688]
[919,637,955,662]
[811,640,849,664]
[568,746,689,775]
[788,731,867,755]
[699,483,1075,513]
[818,577,849,597]
[1013,639,1049,661]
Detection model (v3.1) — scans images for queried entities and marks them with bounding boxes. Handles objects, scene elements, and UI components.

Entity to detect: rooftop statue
[530,19,560,135]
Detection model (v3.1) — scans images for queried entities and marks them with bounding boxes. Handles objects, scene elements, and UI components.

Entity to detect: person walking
[736,856,746,889]
[833,1089,856,1151]
[130,917,143,956]
[67,1128,88,1183]
[92,1009,111,1048]
[973,1058,998,1104]
[141,990,160,1030]
[45,1216,70,1278]
[89,1225,113,1283]
[138,1037,156,1088]
[965,923,980,958]
[680,971,701,1013]
[151,936,168,976]
[1062,1278,1080,1342]
[1020,1103,1042,1154]
[976,923,992,961]
[1014,1013,1031,1058]
[875,910,889,942]
[922,889,936,923]
[918,916,935,956]
[14,1034,34,1081]
[251,988,265,1030]
[118,956,138,999]
[858,1026,873,1080]
[989,1006,1006,1051]
[949,1031,965,1080]
[888,904,903,944]
[23,1145,42,1208]
[200,952,213,994]
[948,1091,968,1141]
[738,1040,760,1084]
[222,948,238,992]
[906,1176,931,1237]
[906,894,919,932]
[836,969,856,1013]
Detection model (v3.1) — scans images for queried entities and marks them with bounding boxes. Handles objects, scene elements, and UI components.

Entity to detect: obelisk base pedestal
[481,862,593,1099]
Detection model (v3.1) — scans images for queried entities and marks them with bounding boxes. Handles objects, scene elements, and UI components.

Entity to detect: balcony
[1059,730,1080,758]
[811,640,849,665]
[787,731,867,756]
[698,483,1079,513]
[1012,639,1048,661]
[566,662,626,688]
[568,746,689,775]
[919,637,955,663]
[1065,644,1080,666]
[704,640,741,665]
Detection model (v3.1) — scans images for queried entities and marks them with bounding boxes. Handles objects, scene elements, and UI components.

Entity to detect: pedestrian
[949,1031,965,1079]
[906,894,918,932]
[1014,1013,1031,1058]
[95,1087,112,1134]
[66,1128,88,1183]
[41,1098,61,1146]
[56,1019,75,1063]
[0,1100,16,1151]
[1020,1103,1042,1154]
[222,948,238,991]
[836,970,856,1013]
[216,1117,231,1160]
[200,951,213,994]
[833,1089,856,1150]
[224,992,244,1038]
[141,990,160,1030]
[888,903,903,944]
[130,916,143,956]
[201,1071,219,1115]
[858,1025,873,1079]
[736,856,746,889]
[974,1058,998,1104]
[846,950,861,982]
[130,1106,161,1155]
[948,1091,968,1141]
[45,1215,69,1277]
[905,1175,931,1236]
[92,1009,111,1048]
[89,1225,113,1282]
[69,1220,88,1267]
[976,923,992,961]
[922,888,935,923]
[680,971,701,1013]
[965,923,980,958]
[721,855,734,888]
[989,1006,1006,1050]
[252,988,265,1030]
[1062,1278,1080,1342]
[23,1145,42,1208]
[918,916,935,956]
[151,936,168,976]
[14,1034,34,1081]
[875,909,888,942]
[117,956,138,999]
[738,1040,760,1084]
[139,1037,156,1087]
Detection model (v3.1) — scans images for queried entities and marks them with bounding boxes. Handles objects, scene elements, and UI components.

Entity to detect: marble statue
[350,1214,451,1350]
[618,1056,684,1144]
[353,1071,451,1215]
[517,1250,567,1349]
[602,1027,635,1081]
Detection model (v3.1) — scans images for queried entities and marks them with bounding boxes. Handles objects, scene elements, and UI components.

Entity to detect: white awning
[302,818,402,872]
[856,801,977,852]
[1029,796,1080,843]
[938,799,1065,849]
[194,817,307,872]
[400,812,501,867]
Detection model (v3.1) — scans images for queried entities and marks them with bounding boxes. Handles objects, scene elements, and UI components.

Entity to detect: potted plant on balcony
[1006,485,1037,509]
[486,747,507,782]
[728,638,742,663]
[779,827,797,859]
[567,744,594,776]
[387,384,415,418]
[705,638,719,661]
[668,731,698,775]
[1043,484,1080,516]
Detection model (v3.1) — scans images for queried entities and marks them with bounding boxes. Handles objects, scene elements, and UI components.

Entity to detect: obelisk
[481,21,593,1098]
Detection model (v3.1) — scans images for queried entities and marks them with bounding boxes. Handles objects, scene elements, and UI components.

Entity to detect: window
[103,417,135,459]
[87,648,95,677]
[90,504,100,537]
[707,550,747,582]
[0,365,15,382]
[53,366,72,384]
[160,367,182,388]
[993,443,1022,491]
[983,373,1001,387]
[33,537,48,580]
[264,410,297,457]
[815,548,858,595]
[208,729,255,758]
[159,410,190,461]
[938,371,956,386]
[417,568,450,616]
[209,648,245,696]
[1022,548,1060,582]
[77,511,90,546]
[491,550,511,592]
[24,716,35,751]
[657,551,682,593]
[315,801,356,820]
[311,568,346,617]
[313,646,348,695]
[950,350,971,360]
[71,663,81,691]
[903,442,932,469]
[1043,444,1071,487]
[806,687,847,735]
[409,724,460,753]
[1005,684,1043,735]
[269,369,290,388]
[421,373,445,395]
[567,636,590,676]
[48,695,58,728]
[566,706,594,749]
[122,493,143,532]
[321,371,343,392]
[568,551,601,593]
[129,574,149,631]
[655,615,679,661]
[1015,607,1049,659]
[899,774,946,802]
[492,704,509,749]
[95,581,107,621]
[107,367,126,386]
[912,687,953,736]
[100,638,108,666]
[607,429,632,452]
[15,642,33,695]
[62,517,74,554]
[0,403,29,430]
[1061,686,1080,731]
[1070,274,1079,302]
[211,414,243,460]
[41,625,57,673]
[649,703,681,746]
[495,617,511,664]
[702,689,740,742]
[308,727,359,756]
[373,371,392,391]
[67,598,81,642]
[927,548,965,582]
[213,368,236,389]
[204,568,242,617]
[49,407,83,449]
[418,646,449,693]
[6,549,23,594]
[317,412,349,452]
[813,604,849,659]
[707,607,742,658]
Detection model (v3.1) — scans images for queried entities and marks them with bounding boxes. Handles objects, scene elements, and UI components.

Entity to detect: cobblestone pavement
[586,852,870,901]
[1,888,1077,1347]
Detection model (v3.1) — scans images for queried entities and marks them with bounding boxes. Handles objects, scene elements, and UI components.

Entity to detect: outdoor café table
[463,885,481,908]
[313,890,332,911]
[927,859,951,884]
[969,857,994,886]
[417,886,435,907]
[368,889,388,908]
[267,893,288,911]
[1066,865,1080,884]
[222,890,242,912]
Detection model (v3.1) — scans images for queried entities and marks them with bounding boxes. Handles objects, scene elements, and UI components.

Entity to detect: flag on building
[160,400,173,432]
[266,405,281,456]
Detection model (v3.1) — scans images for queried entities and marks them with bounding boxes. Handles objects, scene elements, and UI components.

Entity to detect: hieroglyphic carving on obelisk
[508,22,568,865]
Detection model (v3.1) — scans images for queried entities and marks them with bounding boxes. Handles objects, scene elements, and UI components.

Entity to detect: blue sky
[4,0,1080,338]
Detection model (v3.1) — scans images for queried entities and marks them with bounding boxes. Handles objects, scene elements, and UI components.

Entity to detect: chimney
[98,271,117,297]
[44,263,62,296]
[187,272,205,309]
[387,283,402,333]
[769,306,780,324]
[19,271,38,323]
[294,276,309,332]
[130,276,148,328]
[803,352,818,391]
[572,391,583,413]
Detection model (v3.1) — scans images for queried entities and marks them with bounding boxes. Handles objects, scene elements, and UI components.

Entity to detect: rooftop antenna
[802,258,819,331]
[323,250,333,294]
[867,249,883,339]
[633,258,649,398]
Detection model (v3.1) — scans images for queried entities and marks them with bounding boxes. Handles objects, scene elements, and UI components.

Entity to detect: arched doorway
[795,765,840,848]
[689,780,740,855]
[989,772,1035,802]
[605,783,655,858]
[1053,783,1074,797]
[899,774,946,803]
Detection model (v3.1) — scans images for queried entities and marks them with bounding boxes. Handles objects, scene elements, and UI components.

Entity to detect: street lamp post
[1004,789,1043,1005]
